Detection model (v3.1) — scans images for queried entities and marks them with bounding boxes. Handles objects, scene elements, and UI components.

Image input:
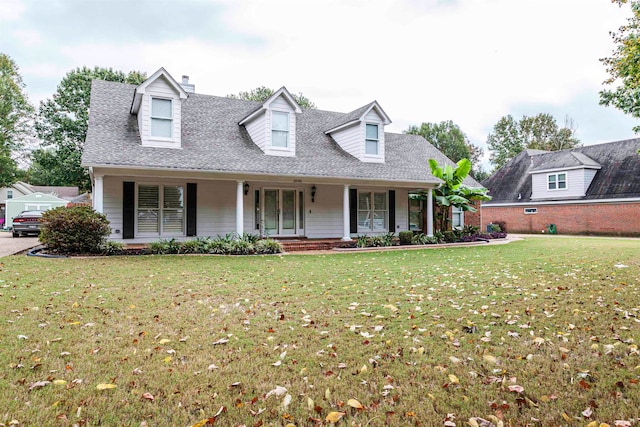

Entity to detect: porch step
[277,239,354,252]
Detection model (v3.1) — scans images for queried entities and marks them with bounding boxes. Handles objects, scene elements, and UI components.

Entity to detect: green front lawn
[1,237,639,426]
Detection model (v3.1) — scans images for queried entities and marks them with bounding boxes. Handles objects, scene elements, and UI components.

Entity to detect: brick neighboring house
[481,139,640,236]
[82,68,482,243]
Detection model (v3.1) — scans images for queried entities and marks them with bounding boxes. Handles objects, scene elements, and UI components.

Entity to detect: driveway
[0,231,41,257]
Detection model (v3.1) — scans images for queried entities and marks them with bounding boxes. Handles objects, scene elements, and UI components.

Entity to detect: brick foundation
[482,202,640,236]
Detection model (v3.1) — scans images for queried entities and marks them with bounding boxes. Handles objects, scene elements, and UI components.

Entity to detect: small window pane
[373,212,386,231]
[558,173,566,181]
[272,112,289,131]
[272,130,288,147]
[365,139,379,155]
[163,209,184,233]
[358,193,371,210]
[548,175,556,183]
[138,185,159,209]
[164,186,184,209]
[152,98,172,119]
[151,118,172,138]
[358,211,370,229]
[374,193,386,210]
[138,210,159,233]
[558,181,566,189]
[366,124,378,139]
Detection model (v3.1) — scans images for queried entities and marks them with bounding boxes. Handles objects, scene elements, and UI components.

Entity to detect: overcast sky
[1,0,638,168]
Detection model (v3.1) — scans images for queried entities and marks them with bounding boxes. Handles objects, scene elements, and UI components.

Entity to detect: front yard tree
[227,86,317,109]
[34,67,146,190]
[405,120,486,180]
[0,53,33,187]
[487,113,580,170]
[429,158,491,232]
[600,0,640,131]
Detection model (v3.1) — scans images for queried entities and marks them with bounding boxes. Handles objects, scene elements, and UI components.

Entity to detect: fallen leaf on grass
[508,385,524,394]
[212,338,229,345]
[326,411,346,423]
[265,386,287,399]
[96,383,117,390]
[347,398,364,409]
[141,392,154,401]
[29,380,51,391]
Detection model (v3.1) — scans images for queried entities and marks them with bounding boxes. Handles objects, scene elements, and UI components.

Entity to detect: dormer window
[365,124,379,156]
[548,173,567,190]
[151,98,173,138]
[271,111,289,148]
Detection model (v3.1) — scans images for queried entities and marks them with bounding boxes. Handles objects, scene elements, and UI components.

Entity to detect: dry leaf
[96,383,117,390]
[508,385,524,394]
[326,411,346,423]
[347,398,364,409]
[483,354,497,364]
[142,392,154,401]
[449,374,460,385]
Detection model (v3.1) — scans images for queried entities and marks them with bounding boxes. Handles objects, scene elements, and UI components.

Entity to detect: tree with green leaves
[600,0,640,131]
[227,86,317,109]
[428,158,491,232]
[405,120,486,180]
[33,67,146,190]
[0,53,34,187]
[487,113,580,170]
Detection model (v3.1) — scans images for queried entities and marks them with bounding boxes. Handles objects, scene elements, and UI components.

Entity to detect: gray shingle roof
[482,139,640,203]
[84,80,479,186]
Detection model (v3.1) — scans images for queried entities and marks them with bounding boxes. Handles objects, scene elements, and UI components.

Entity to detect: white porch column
[94,175,104,214]
[427,188,434,237]
[236,180,244,237]
[342,184,351,241]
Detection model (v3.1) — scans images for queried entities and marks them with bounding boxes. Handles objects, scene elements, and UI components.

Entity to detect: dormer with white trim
[324,101,391,163]
[238,87,302,157]
[530,152,602,200]
[130,68,188,149]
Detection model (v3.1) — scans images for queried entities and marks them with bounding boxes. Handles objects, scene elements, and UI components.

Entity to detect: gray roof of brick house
[83,80,481,187]
[482,139,640,203]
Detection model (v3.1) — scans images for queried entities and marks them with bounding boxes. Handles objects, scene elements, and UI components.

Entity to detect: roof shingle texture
[482,139,640,203]
[83,80,478,186]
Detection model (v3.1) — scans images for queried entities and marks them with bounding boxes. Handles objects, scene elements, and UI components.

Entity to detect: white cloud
[12,28,42,46]
[0,0,26,21]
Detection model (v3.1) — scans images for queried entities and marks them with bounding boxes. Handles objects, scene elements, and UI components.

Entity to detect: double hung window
[271,111,289,148]
[150,98,173,138]
[358,191,387,231]
[137,184,184,235]
[365,124,379,155]
[548,173,567,190]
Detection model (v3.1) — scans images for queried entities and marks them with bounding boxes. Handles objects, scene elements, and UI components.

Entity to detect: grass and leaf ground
[0,237,639,426]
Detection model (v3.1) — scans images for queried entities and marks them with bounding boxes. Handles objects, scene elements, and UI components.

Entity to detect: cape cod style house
[482,139,640,236]
[82,68,478,243]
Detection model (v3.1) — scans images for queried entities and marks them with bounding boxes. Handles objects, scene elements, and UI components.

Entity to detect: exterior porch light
[311,185,317,202]
[244,182,250,196]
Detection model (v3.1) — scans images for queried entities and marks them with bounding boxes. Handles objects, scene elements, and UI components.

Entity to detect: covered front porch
[89,168,436,243]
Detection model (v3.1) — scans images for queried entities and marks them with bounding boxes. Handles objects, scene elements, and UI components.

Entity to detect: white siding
[584,169,598,191]
[394,188,409,232]
[197,181,237,237]
[245,115,267,151]
[331,123,362,159]
[305,184,344,238]
[364,109,382,122]
[531,169,588,199]
[103,176,123,239]
[139,77,182,148]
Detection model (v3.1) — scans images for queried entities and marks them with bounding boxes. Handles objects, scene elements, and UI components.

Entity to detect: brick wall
[482,202,640,236]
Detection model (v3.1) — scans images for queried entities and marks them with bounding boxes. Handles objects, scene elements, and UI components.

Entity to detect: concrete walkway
[0,231,40,257]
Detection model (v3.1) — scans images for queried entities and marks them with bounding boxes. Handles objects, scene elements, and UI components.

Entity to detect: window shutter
[123,182,135,239]
[388,190,396,232]
[186,183,197,236]
[349,188,357,234]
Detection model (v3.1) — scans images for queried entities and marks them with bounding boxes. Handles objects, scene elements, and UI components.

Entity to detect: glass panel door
[281,190,296,235]
[264,190,278,236]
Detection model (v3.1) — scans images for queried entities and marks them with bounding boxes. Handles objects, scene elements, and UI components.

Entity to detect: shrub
[488,223,501,233]
[228,239,254,255]
[39,206,111,254]
[102,240,125,256]
[462,225,479,237]
[443,230,459,243]
[412,233,439,245]
[180,239,208,254]
[399,231,413,245]
[206,239,231,254]
[493,221,507,233]
[240,233,260,244]
[254,239,282,254]
[149,238,181,254]
[356,235,368,248]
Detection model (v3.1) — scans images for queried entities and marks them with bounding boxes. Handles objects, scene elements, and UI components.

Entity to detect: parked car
[12,210,44,237]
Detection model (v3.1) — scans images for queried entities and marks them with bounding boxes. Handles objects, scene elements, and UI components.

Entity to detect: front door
[263,189,302,236]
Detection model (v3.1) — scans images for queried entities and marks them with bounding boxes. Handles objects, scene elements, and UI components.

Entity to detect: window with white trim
[7,190,13,199]
[150,98,173,138]
[524,208,538,214]
[137,184,184,235]
[365,124,379,155]
[271,111,289,148]
[452,206,463,230]
[358,191,387,231]
[548,173,567,190]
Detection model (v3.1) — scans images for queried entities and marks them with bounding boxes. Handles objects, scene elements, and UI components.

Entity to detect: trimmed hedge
[39,206,111,254]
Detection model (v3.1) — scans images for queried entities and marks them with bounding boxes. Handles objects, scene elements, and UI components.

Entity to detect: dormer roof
[238,86,303,125]
[324,101,392,134]
[130,67,188,114]
[529,151,601,173]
